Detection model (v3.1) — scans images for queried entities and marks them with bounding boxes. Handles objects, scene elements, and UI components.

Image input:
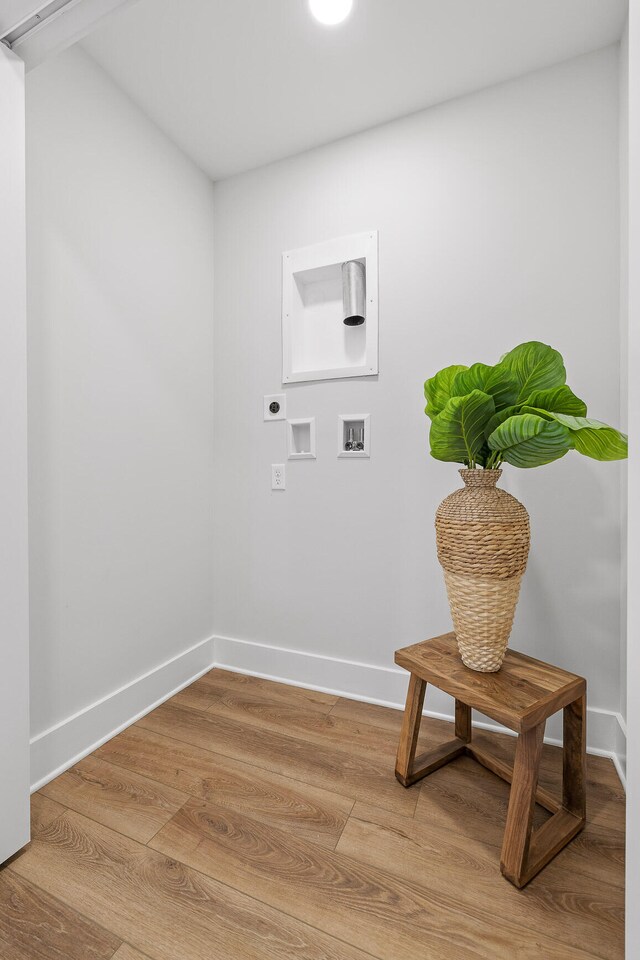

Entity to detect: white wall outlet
[264,394,286,420]
[271,464,286,490]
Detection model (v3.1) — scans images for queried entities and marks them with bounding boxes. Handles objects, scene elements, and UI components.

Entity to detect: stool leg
[563,694,586,821]
[395,674,426,786]
[500,722,545,887]
[455,700,472,743]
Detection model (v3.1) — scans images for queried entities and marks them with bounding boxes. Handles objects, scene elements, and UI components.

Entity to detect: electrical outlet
[264,394,286,421]
[271,464,286,490]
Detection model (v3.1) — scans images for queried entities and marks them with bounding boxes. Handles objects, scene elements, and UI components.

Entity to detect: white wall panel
[0,41,30,864]
[212,48,623,742]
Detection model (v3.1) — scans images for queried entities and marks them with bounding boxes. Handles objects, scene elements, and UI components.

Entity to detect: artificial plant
[424,341,628,469]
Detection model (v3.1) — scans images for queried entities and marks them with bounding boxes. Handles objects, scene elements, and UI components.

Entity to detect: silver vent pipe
[342,260,366,326]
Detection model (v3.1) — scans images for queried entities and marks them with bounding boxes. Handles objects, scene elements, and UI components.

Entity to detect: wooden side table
[395,632,586,888]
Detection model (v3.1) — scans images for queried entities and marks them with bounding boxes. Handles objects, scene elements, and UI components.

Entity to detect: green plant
[424,341,628,469]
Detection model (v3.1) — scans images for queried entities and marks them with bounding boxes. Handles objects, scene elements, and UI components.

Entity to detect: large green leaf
[499,341,566,403]
[430,390,496,466]
[548,415,628,461]
[524,385,587,417]
[424,364,468,420]
[487,413,573,468]
[451,362,519,412]
[485,403,522,439]
[484,384,586,438]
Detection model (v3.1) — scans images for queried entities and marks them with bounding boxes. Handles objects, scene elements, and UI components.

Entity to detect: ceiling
[2,0,139,71]
[81,0,627,181]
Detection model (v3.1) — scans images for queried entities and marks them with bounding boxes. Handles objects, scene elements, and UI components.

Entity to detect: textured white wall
[26,46,215,743]
[212,48,623,719]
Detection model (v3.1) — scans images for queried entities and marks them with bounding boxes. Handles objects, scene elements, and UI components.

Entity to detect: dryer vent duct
[342,260,366,326]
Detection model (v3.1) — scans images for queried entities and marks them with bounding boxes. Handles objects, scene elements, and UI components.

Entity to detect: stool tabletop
[395,632,585,732]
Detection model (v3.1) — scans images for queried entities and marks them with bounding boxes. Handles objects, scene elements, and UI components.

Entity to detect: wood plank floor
[3,669,625,960]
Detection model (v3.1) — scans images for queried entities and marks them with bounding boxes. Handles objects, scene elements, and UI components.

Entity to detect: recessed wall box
[287,418,316,460]
[338,414,370,458]
[264,394,286,420]
[282,231,378,384]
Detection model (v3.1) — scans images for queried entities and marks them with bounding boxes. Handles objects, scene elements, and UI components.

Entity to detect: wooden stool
[394,632,586,888]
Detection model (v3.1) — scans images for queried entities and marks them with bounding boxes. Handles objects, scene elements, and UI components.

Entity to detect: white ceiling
[2,0,139,71]
[81,0,627,181]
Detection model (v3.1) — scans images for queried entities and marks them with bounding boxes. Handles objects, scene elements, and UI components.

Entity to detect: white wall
[26,45,216,785]
[626,0,640,948]
[212,47,624,752]
[0,42,30,863]
[619,23,629,779]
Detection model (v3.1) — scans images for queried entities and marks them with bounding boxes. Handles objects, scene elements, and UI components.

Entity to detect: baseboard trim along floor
[30,637,216,791]
[29,633,626,792]
[214,635,627,790]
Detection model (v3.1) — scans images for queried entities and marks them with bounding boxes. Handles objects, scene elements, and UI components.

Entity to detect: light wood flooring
[1,669,625,959]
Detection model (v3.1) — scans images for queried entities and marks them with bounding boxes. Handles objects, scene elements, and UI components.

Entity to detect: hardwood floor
[4,669,625,959]
[111,948,152,960]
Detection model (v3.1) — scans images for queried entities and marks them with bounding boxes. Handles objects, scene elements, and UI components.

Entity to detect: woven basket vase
[435,469,530,673]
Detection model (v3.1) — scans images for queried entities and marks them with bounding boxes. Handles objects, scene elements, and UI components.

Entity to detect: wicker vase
[435,469,530,673]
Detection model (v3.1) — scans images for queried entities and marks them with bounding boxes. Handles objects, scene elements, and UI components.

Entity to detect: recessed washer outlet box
[287,418,316,460]
[282,231,378,384]
[338,414,370,458]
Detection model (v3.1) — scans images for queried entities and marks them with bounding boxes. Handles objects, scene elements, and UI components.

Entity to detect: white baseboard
[215,634,627,787]
[30,632,626,794]
[30,637,215,791]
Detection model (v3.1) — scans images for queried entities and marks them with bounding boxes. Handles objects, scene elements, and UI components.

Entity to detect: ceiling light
[309,0,353,26]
